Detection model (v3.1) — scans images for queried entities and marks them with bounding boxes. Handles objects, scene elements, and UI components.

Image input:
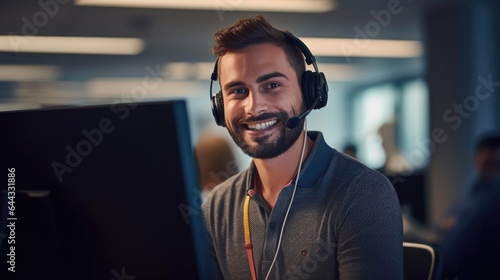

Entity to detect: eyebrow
[223,72,289,92]
[223,81,245,92]
[256,72,289,83]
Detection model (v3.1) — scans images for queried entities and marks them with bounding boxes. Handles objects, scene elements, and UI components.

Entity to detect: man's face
[218,43,304,159]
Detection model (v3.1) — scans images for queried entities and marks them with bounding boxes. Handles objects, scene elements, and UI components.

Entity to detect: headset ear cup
[212,91,225,127]
[210,95,219,126]
[301,71,328,110]
[316,72,328,109]
[210,58,226,127]
[301,71,316,108]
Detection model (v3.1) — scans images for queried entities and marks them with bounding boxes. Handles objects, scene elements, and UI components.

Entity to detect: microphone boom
[286,98,319,129]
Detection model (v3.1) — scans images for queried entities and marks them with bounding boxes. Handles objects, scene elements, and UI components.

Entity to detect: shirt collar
[295,131,334,188]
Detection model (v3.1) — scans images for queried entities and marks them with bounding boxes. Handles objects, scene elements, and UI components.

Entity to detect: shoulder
[327,150,399,210]
[304,133,394,196]
[331,149,393,189]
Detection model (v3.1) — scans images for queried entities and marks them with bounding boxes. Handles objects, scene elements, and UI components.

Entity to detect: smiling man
[202,15,403,280]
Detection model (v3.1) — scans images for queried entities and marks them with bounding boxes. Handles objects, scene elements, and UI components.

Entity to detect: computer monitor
[0,100,210,280]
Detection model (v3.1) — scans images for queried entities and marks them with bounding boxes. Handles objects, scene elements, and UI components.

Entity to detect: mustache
[236,111,288,124]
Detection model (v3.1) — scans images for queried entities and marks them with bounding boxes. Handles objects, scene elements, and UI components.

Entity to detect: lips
[246,120,278,131]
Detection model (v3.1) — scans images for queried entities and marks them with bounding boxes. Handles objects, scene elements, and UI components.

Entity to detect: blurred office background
[0,0,498,236]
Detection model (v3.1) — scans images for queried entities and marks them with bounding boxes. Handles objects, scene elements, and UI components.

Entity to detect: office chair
[403,242,443,280]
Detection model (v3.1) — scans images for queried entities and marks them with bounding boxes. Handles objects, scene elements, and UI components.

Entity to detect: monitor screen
[0,100,210,280]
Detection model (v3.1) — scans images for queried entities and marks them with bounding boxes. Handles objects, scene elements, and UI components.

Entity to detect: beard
[226,109,304,159]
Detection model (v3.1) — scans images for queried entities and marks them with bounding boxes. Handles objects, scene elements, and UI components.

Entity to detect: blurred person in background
[195,133,238,201]
[377,119,412,175]
[342,143,358,159]
[439,133,500,279]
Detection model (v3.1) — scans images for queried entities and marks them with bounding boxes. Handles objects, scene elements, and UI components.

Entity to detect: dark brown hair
[212,15,306,82]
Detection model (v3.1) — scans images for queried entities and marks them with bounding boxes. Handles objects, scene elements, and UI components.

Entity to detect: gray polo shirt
[202,131,403,280]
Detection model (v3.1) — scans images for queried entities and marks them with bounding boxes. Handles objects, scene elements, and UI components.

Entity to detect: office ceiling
[0,0,446,87]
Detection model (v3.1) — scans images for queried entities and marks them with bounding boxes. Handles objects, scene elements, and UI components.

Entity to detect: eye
[227,87,248,98]
[231,88,247,95]
[264,82,280,90]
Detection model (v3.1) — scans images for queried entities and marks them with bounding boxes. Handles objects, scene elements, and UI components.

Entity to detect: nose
[244,88,268,116]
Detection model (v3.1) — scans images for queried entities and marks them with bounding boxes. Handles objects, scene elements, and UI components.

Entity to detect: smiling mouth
[245,120,278,131]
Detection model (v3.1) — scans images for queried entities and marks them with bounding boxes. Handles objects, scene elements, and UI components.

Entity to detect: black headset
[209,32,328,127]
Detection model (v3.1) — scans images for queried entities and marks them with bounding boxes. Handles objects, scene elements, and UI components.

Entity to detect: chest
[218,189,340,279]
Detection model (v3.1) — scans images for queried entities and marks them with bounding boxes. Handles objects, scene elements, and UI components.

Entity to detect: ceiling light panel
[300,38,423,58]
[0,36,144,55]
[75,0,335,13]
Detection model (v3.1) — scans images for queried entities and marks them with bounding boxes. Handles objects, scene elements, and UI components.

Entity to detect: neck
[253,130,313,208]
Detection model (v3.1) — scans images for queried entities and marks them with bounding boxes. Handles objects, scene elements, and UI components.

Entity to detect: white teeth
[247,120,277,130]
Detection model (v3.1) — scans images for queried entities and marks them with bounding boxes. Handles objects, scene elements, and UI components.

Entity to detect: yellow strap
[244,195,257,280]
